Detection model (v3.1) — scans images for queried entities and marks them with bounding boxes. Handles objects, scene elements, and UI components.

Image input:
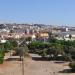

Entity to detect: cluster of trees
[0,39,29,64]
[28,39,75,69]
[28,42,50,53]
[0,40,18,64]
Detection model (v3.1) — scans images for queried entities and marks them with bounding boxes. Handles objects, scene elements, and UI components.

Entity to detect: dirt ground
[0,54,75,75]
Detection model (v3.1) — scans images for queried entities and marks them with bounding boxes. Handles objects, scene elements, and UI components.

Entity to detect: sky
[0,0,75,26]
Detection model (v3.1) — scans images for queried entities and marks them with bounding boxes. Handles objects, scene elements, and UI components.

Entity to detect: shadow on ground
[5,58,21,61]
[32,56,67,62]
[54,61,66,64]
[59,69,75,73]
[32,57,50,61]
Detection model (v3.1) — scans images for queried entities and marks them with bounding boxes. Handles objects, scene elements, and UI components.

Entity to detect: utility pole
[22,48,24,75]
[22,55,24,75]
[19,37,26,75]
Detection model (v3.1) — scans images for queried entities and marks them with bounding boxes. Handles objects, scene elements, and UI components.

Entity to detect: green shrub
[38,49,48,58]
[69,62,75,69]
[0,57,4,64]
[0,48,4,64]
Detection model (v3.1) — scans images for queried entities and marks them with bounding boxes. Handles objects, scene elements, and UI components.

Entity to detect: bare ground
[0,53,75,75]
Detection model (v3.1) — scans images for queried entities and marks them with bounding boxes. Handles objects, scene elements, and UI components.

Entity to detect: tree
[49,38,57,43]
[0,47,4,64]
[3,40,18,57]
[69,61,75,70]
[10,29,14,33]
[38,48,48,58]
[15,39,29,60]
[48,43,64,59]
[26,37,32,42]
[63,41,73,61]
[28,41,51,53]
[4,40,18,50]
[15,45,29,60]
[69,34,72,40]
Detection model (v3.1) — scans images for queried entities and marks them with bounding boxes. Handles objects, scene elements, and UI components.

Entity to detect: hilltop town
[0,23,75,42]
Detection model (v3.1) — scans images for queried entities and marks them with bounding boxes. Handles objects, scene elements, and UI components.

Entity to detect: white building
[52,31,75,41]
